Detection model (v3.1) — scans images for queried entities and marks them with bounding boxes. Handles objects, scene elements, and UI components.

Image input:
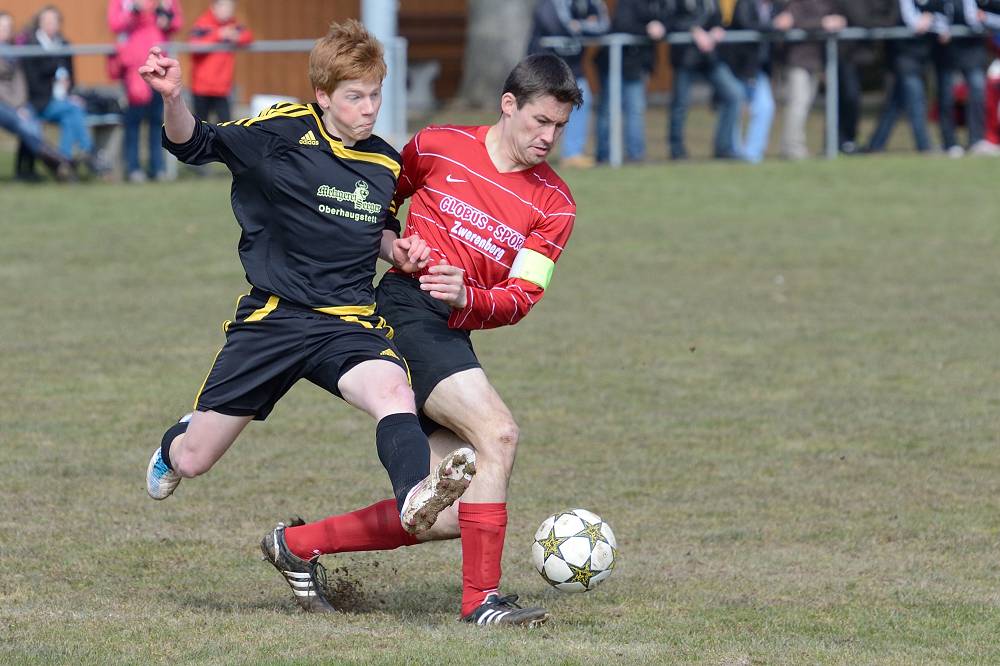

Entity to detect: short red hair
[309,19,386,94]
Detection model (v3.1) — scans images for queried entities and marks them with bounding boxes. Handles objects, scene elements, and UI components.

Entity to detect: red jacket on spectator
[107,0,183,105]
[190,8,253,98]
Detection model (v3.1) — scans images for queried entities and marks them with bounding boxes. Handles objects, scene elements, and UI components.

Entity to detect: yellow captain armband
[509,248,555,289]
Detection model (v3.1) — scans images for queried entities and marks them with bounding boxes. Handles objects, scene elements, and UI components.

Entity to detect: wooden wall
[230,0,358,103]
[2,0,361,102]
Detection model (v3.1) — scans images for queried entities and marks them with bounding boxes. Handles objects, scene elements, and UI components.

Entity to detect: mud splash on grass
[319,558,397,613]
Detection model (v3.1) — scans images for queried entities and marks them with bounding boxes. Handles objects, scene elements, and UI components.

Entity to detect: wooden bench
[399,10,466,102]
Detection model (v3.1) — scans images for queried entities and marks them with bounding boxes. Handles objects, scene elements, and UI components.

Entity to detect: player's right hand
[138,47,182,99]
[419,262,468,309]
[391,236,431,274]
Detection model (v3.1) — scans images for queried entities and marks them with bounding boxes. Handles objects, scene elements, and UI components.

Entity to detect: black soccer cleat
[461,593,550,627]
[260,522,337,614]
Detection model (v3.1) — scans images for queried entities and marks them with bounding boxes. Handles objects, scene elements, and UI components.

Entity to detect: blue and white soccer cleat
[400,447,477,534]
[146,447,181,500]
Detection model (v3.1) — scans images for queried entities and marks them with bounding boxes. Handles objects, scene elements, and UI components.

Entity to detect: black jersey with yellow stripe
[163,102,402,310]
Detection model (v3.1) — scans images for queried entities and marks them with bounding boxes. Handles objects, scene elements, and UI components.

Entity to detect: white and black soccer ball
[531,508,617,593]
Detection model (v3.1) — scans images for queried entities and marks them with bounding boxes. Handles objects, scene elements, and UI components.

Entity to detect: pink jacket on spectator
[107,0,182,105]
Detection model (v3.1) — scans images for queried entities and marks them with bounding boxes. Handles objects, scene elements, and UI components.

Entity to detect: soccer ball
[531,508,617,593]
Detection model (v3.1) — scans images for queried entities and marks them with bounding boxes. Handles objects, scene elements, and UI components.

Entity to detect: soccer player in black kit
[139,20,475,613]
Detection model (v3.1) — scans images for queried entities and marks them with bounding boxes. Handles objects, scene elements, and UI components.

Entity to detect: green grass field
[2,153,1000,665]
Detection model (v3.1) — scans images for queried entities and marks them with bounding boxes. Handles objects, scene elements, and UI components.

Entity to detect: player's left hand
[419,262,468,309]
[392,236,431,273]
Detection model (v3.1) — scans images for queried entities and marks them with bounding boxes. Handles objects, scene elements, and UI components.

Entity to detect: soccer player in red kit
[267,54,581,626]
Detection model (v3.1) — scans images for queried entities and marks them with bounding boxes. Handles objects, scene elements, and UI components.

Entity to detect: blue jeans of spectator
[669,60,744,158]
[124,92,164,177]
[0,103,45,155]
[596,74,647,162]
[936,64,986,148]
[868,71,932,152]
[39,98,93,158]
[561,76,592,159]
[732,72,774,163]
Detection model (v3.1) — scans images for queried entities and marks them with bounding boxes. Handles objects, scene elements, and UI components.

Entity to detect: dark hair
[502,54,583,109]
[34,4,62,29]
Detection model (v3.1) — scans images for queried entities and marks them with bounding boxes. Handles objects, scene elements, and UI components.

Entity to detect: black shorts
[194,288,409,420]
[376,272,481,411]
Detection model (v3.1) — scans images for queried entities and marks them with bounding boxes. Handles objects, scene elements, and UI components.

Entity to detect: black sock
[160,418,190,471]
[375,413,431,512]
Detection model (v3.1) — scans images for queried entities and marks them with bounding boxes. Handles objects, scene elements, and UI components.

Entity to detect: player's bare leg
[146,410,253,499]
[170,411,253,476]
[423,368,518,505]
[337,359,475,534]
[423,368,548,626]
[337,359,419,421]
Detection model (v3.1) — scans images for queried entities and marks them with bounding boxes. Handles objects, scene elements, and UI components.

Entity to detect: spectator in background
[866,0,946,153]
[720,0,775,163]
[19,6,99,169]
[528,0,610,168]
[666,0,744,160]
[107,0,183,183]
[986,31,1000,146]
[932,0,1000,156]
[595,0,670,163]
[773,0,847,160]
[836,0,899,154]
[0,10,75,180]
[190,0,253,124]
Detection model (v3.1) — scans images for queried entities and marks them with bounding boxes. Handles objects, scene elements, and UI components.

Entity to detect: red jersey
[390,125,576,330]
[189,9,253,97]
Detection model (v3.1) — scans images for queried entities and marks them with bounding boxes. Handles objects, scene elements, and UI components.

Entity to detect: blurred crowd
[3,1,999,184]
[529,0,1000,165]
[0,0,251,183]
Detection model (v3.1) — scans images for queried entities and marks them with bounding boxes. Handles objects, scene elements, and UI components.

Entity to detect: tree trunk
[458,0,535,109]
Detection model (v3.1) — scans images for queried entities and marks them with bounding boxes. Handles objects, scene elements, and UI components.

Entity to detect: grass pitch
[2,154,999,664]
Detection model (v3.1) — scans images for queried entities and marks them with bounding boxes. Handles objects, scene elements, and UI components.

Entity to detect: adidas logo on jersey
[299,131,320,146]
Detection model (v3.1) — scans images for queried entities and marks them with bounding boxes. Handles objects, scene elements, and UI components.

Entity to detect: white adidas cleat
[146,447,181,499]
[400,447,477,534]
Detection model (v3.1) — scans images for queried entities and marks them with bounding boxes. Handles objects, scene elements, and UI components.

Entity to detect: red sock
[284,499,419,560]
[458,502,507,616]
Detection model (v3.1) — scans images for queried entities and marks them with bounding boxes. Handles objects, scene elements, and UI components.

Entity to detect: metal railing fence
[542,25,983,165]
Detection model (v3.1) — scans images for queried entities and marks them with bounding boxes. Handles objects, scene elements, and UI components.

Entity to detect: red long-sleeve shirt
[189,9,253,97]
[390,125,576,330]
